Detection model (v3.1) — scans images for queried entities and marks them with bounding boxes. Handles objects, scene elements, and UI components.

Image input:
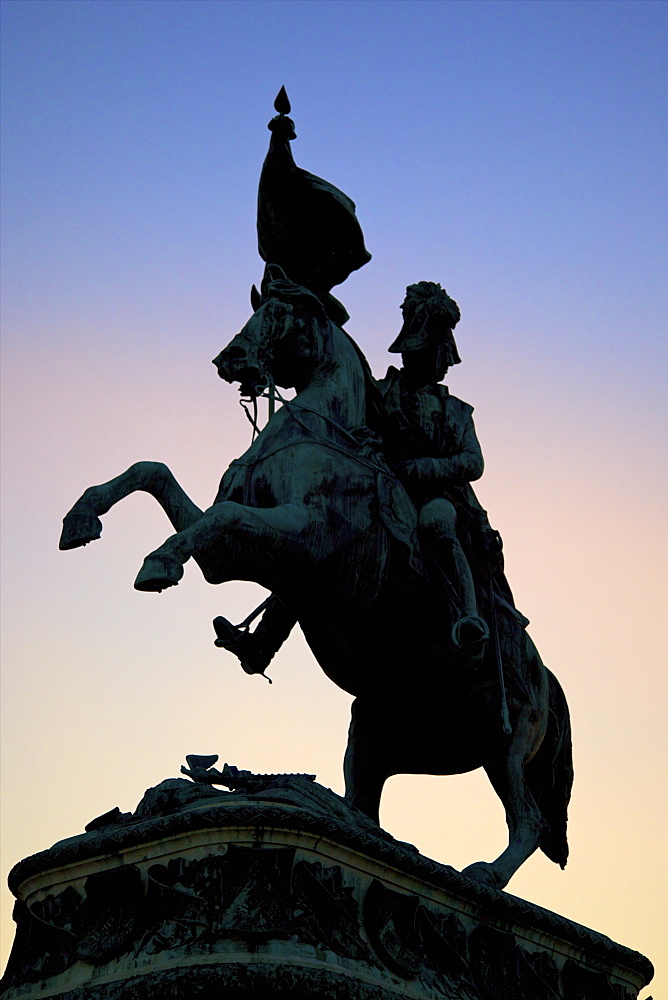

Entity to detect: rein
[240,395,262,442]
[231,299,384,469]
[234,375,393,479]
[239,374,274,443]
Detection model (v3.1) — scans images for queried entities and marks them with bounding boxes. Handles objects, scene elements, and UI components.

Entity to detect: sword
[489,580,512,736]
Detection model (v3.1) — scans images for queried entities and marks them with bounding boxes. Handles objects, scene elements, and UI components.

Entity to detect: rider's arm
[396,413,484,490]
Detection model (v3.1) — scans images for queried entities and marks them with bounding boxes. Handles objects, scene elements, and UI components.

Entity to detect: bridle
[224,302,396,476]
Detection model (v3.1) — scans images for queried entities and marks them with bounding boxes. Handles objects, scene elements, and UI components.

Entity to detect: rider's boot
[445,541,489,662]
[451,613,489,663]
[435,542,489,662]
[419,501,489,665]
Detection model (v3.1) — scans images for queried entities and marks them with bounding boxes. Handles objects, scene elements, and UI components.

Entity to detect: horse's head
[213,305,277,397]
[213,276,330,396]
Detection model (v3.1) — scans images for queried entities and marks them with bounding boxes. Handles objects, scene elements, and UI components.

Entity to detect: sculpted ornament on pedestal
[3,768,652,999]
[59,89,574,893]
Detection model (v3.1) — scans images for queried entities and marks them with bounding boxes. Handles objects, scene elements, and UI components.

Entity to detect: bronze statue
[59,91,573,891]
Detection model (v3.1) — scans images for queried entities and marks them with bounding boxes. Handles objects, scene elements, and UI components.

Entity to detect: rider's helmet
[389,281,461,366]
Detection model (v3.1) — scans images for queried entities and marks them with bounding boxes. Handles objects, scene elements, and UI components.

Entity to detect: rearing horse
[60,276,573,891]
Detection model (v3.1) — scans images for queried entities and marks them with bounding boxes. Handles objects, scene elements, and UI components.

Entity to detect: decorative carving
[74,866,144,964]
[467,924,563,1000]
[0,815,652,999]
[291,859,371,963]
[140,846,296,943]
[139,866,209,955]
[561,960,634,1000]
[5,963,435,999]
[84,807,132,832]
[215,845,295,937]
[0,895,79,989]
[134,777,225,819]
[4,777,654,997]
[363,879,423,978]
[180,757,316,791]
[521,950,562,999]
[416,907,479,998]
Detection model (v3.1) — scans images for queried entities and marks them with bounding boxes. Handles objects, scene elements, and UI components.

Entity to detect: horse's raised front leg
[462,713,547,891]
[60,462,203,550]
[134,500,323,592]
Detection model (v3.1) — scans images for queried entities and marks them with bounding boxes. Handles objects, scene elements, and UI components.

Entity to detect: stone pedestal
[1,775,653,1000]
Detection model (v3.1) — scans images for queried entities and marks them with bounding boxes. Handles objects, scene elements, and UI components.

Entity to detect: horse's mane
[337,328,385,435]
[261,268,385,435]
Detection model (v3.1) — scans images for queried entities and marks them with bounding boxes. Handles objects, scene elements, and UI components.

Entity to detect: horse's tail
[526,668,574,868]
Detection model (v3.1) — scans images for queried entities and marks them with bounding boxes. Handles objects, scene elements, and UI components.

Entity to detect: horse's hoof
[134,554,183,592]
[60,507,103,550]
[461,862,503,890]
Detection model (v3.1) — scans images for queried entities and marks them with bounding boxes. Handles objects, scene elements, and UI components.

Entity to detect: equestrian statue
[60,89,573,892]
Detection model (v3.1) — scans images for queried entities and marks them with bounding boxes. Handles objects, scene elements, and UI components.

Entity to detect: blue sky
[2,2,666,995]
[4,0,665,363]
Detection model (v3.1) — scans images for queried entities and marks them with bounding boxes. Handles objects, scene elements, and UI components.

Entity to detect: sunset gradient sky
[1,2,666,995]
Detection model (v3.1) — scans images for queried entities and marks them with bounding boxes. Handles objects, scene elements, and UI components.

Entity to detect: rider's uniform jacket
[377,366,528,627]
[377,365,484,511]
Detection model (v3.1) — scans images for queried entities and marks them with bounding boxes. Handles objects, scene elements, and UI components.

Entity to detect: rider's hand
[393,459,420,486]
[394,456,460,491]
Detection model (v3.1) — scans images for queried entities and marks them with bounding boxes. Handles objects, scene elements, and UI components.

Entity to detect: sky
[1,0,666,995]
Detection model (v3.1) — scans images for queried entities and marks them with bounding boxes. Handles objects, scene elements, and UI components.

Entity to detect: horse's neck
[294,325,368,430]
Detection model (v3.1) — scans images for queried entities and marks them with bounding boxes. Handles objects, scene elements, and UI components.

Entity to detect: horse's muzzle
[212,347,263,392]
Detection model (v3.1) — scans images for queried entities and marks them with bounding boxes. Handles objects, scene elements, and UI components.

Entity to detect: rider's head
[400,343,452,386]
[389,282,461,381]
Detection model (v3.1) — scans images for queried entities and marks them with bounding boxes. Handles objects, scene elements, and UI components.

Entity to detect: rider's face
[401,344,450,385]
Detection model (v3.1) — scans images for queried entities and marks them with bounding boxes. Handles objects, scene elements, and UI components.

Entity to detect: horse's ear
[250,284,262,312]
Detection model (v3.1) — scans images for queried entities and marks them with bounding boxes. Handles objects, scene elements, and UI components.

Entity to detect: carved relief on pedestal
[140,866,208,955]
[3,893,79,988]
[291,859,371,963]
[561,960,635,1000]
[363,879,423,979]
[363,879,481,997]
[2,776,652,999]
[416,906,478,998]
[74,867,144,965]
[468,924,561,1000]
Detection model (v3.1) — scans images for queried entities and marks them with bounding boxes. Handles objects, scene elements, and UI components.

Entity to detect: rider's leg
[213,595,297,680]
[418,498,488,652]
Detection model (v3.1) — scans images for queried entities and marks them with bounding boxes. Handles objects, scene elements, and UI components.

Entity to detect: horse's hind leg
[343,698,390,826]
[343,748,387,827]
[462,715,547,891]
[60,462,203,549]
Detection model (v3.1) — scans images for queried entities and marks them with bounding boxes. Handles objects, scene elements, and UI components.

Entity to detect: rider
[378,281,491,656]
